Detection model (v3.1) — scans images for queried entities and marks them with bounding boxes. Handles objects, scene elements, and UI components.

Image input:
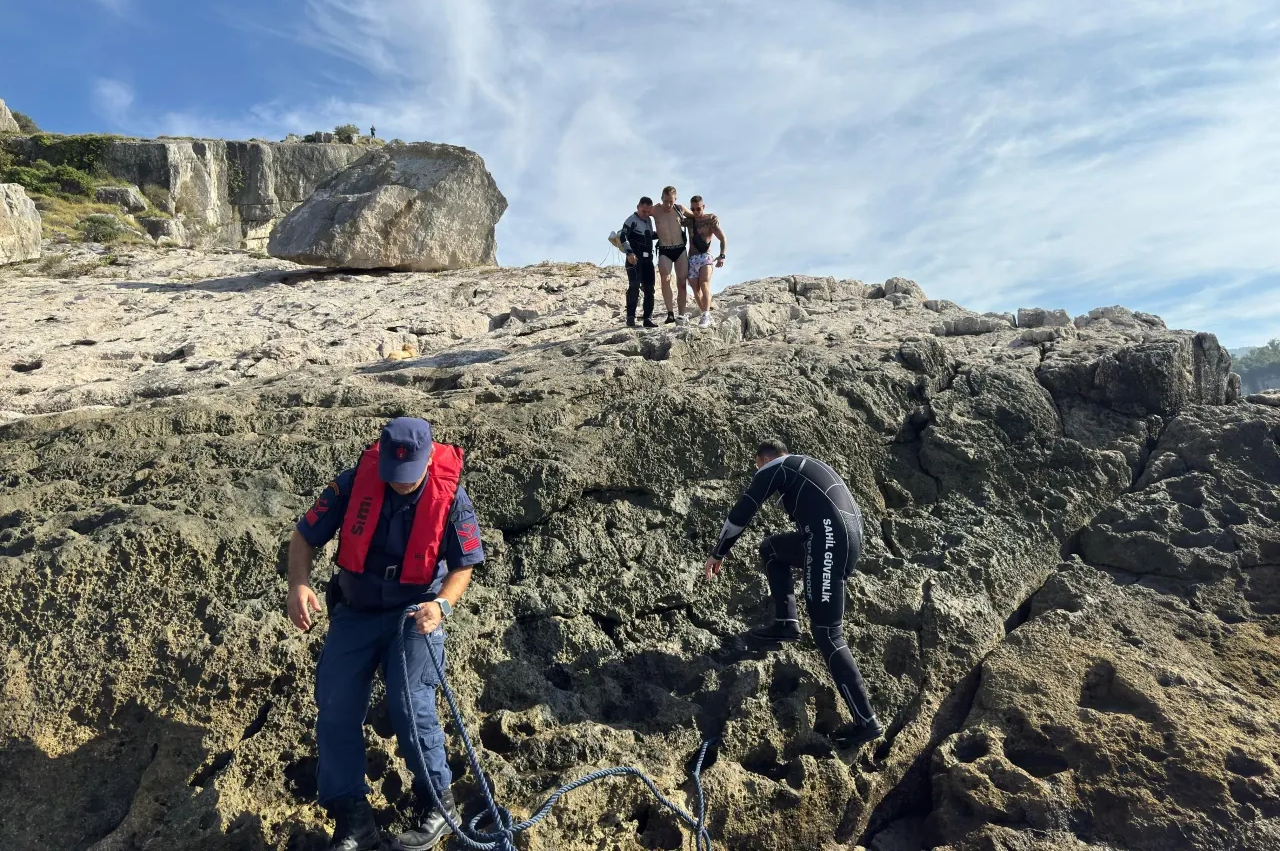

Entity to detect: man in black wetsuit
[703,439,885,747]
[619,196,658,327]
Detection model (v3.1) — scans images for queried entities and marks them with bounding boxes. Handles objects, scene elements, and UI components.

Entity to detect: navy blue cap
[378,417,434,483]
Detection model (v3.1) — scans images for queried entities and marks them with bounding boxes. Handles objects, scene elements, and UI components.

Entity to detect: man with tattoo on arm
[683,195,726,329]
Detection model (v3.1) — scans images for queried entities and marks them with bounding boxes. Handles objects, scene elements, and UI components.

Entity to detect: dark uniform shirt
[711,454,864,559]
[296,468,485,611]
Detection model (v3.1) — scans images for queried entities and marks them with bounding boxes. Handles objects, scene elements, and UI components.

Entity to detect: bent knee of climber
[812,622,848,654]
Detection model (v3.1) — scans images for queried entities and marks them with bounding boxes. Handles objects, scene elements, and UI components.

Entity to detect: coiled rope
[397,607,715,851]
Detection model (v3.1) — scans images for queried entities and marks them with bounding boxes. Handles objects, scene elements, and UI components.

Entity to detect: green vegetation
[31,194,144,243]
[226,159,246,201]
[0,132,169,245]
[23,133,119,173]
[36,251,107,277]
[4,160,95,196]
[334,123,360,143]
[79,213,126,243]
[13,112,40,133]
[1236,339,1280,393]
[142,183,173,213]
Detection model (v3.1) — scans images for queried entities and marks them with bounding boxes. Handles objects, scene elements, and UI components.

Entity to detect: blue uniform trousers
[315,604,451,806]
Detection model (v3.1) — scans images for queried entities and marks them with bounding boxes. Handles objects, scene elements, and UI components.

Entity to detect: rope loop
[396,608,714,851]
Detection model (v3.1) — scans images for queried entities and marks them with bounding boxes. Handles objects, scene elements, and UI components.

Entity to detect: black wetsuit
[711,454,876,724]
[618,213,656,322]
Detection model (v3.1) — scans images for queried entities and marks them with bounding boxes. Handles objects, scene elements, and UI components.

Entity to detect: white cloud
[148,0,1280,344]
[92,78,135,126]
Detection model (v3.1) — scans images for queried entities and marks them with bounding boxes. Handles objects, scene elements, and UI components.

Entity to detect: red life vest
[335,441,465,584]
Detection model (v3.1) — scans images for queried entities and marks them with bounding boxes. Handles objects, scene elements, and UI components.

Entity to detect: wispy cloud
[143,1,1280,344]
[91,78,135,126]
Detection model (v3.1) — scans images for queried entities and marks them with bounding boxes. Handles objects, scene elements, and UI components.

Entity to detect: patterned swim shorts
[688,252,714,280]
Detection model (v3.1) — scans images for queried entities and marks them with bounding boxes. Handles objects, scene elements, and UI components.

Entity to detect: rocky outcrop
[0,248,1265,851]
[1017,307,1071,328]
[932,402,1280,851]
[267,142,507,271]
[99,139,366,250]
[94,184,149,213]
[0,99,19,134]
[0,183,41,265]
[138,215,188,246]
[3,135,366,250]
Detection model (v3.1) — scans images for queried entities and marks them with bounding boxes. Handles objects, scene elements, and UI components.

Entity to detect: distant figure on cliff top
[703,439,885,749]
[618,196,659,327]
[683,195,726,329]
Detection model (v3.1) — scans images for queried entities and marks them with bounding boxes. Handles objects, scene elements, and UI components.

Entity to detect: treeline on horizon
[1237,340,1280,393]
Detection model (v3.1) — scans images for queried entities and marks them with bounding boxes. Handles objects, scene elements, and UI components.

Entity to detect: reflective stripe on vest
[335,441,465,584]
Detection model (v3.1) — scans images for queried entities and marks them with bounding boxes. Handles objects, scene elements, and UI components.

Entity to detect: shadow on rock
[0,701,277,851]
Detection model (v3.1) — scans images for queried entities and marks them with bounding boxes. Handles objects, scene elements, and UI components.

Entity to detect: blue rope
[397,608,714,851]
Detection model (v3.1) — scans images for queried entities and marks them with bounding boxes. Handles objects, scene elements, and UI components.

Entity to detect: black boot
[643,318,659,328]
[326,797,382,851]
[747,619,802,644]
[393,788,460,851]
[830,716,886,749]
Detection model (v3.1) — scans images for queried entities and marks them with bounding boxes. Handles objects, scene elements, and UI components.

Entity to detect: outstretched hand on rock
[288,584,321,631]
[703,557,722,579]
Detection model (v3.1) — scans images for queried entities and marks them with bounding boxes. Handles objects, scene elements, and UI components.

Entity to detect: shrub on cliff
[2,159,95,197]
[78,213,126,243]
[24,134,117,173]
[334,123,360,143]
[142,183,173,213]
[13,111,39,133]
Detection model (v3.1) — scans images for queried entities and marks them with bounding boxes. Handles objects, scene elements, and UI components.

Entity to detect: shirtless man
[651,186,691,324]
[684,195,727,329]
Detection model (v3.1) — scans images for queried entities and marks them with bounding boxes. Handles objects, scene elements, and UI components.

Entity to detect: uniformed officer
[287,417,485,851]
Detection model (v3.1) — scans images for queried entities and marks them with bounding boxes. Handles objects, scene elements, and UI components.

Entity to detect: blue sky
[3,0,1279,346]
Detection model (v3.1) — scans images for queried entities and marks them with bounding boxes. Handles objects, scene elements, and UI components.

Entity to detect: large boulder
[0,183,41,264]
[267,142,507,271]
[137,215,188,246]
[1016,307,1071,329]
[0,99,19,134]
[94,185,149,214]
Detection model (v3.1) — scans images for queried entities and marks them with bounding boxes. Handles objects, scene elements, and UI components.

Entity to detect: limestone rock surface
[95,184,149,213]
[931,402,1280,851]
[4,135,366,250]
[1016,307,1071,329]
[0,183,41,265]
[138,215,188,246]
[0,248,1269,851]
[0,98,19,134]
[267,142,507,271]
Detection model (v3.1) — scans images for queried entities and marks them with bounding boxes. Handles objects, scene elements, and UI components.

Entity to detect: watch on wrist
[435,598,453,619]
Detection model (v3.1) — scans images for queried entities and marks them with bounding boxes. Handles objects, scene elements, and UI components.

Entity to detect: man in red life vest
[287,417,485,851]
